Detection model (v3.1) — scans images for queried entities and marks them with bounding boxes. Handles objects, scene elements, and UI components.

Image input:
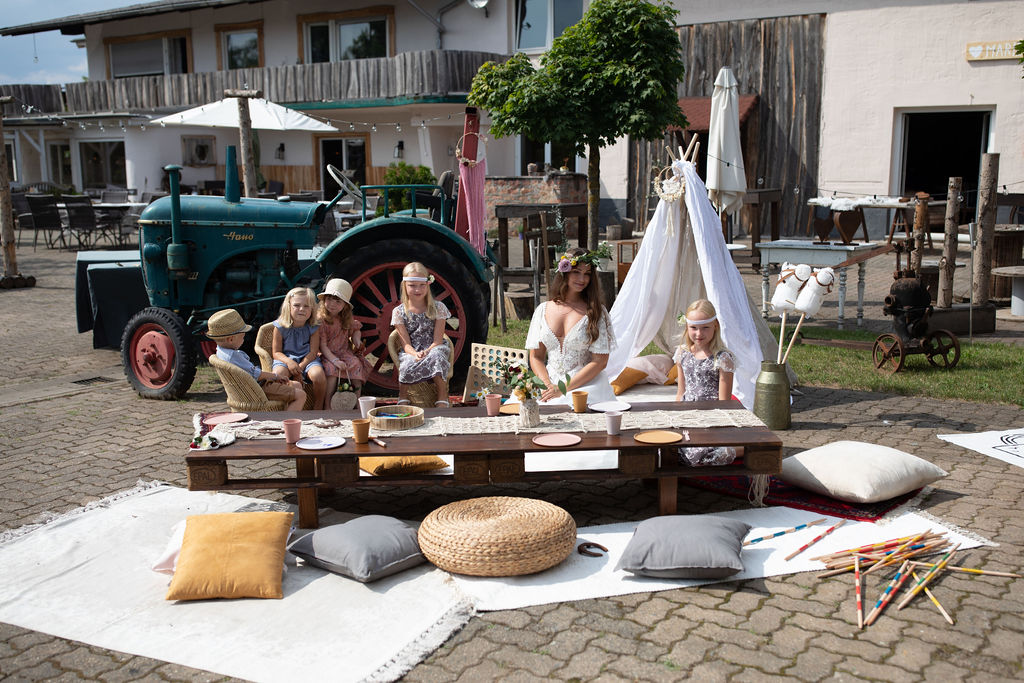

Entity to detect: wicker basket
[418,497,577,577]
[368,405,425,430]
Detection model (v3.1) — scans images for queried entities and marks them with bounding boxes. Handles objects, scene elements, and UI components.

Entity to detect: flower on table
[490,357,546,401]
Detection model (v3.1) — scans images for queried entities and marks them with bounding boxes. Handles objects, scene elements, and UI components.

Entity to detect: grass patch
[486,322,1022,407]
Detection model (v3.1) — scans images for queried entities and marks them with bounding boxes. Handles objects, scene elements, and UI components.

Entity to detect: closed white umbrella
[706,67,746,217]
[151,97,337,131]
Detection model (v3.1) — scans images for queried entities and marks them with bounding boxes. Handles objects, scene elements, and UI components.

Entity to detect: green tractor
[124,150,491,399]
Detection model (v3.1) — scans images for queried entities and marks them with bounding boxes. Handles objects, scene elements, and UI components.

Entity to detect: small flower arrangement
[490,358,546,401]
[555,242,613,273]
[655,167,686,203]
[338,379,357,393]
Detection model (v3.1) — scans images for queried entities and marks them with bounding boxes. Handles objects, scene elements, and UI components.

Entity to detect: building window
[299,9,395,63]
[4,141,15,183]
[516,0,582,51]
[48,143,72,187]
[216,21,263,70]
[79,140,126,191]
[106,30,191,78]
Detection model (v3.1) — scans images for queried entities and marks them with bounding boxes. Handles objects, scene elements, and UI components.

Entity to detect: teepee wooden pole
[780,313,806,365]
[777,311,787,364]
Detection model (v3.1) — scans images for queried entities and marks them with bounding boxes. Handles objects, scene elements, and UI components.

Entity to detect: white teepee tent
[607,159,793,409]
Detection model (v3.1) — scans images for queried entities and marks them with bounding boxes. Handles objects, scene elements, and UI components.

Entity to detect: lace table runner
[195,409,764,442]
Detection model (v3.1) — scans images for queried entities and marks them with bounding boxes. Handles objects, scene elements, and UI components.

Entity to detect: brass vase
[753,361,791,430]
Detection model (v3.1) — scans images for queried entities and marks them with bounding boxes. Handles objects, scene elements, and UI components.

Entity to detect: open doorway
[901,111,989,218]
[320,136,367,196]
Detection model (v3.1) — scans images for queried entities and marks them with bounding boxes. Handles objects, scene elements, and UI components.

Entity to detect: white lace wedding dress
[520,301,618,406]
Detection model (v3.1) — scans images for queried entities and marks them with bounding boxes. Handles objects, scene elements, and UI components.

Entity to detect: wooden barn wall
[628,14,824,238]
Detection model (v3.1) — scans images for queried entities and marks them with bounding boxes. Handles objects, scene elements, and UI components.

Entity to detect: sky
[0,1,128,85]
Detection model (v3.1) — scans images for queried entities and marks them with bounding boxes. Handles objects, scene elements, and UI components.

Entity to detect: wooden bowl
[368,405,425,430]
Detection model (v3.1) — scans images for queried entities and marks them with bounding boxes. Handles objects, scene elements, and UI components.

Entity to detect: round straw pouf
[418,497,577,577]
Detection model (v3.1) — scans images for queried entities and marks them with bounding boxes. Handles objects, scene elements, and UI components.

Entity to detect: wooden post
[973,153,999,305]
[0,96,19,280]
[937,177,962,308]
[225,89,261,198]
[911,196,928,275]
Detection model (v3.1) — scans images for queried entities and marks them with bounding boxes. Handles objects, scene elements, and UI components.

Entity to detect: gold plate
[633,430,683,445]
[498,403,520,415]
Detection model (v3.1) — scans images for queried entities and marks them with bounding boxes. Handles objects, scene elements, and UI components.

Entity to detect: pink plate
[532,432,583,448]
[202,412,248,426]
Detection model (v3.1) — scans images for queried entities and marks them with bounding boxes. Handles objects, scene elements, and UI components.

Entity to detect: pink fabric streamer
[460,157,488,256]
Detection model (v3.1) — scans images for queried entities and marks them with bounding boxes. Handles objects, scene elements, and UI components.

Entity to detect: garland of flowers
[455,131,487,168]
[654,165,686,203]
[555,241,613,272]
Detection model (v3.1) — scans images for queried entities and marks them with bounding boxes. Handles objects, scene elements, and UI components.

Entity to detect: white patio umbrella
[705,67,746,217]
[151,97,337,131]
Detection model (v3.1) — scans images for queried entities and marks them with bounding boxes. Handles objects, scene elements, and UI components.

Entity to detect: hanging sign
[965,40,1017,62]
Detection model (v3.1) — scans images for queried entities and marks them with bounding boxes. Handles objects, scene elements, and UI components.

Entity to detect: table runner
[196,409,765,442]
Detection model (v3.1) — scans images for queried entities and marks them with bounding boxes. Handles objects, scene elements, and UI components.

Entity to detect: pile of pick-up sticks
[807,529,1022,628]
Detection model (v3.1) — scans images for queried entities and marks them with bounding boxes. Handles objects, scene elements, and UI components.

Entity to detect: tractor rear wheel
[328,239,489,393]
[121,307,197,399]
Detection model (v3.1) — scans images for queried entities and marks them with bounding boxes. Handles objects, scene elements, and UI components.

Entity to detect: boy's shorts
[260,379,299,402]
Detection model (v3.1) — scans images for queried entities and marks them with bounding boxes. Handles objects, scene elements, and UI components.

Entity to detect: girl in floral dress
[391,262,452,407]
[317,278,367,409]
[674,298,738,466]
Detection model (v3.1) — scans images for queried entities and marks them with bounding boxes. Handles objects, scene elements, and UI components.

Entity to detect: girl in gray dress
[674,299,737,466]
[391,262,452,407]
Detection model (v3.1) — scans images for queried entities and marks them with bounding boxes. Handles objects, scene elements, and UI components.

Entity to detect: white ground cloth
[608,161,789,408]
[452,505,990,612]
[937,427,1024,469]
[0,484,471,683]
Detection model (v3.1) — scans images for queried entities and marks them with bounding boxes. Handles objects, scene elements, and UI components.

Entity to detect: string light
[371,124,377,132]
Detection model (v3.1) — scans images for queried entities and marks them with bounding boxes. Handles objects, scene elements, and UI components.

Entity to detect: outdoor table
[755,239,881,328]
[494,203,588,268]
[186,401,782,528]
[991,266,1024,316]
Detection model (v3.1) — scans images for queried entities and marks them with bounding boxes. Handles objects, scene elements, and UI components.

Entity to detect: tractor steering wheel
[327,164,363,201]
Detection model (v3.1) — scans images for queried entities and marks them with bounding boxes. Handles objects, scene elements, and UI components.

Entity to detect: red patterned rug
[683,475,921,522]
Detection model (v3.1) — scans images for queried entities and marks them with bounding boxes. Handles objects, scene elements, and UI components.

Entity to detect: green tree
[1016,39,1024,77]
[469,0,686,249]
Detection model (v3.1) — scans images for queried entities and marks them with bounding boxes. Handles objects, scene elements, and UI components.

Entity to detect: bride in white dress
[522,247,617,405]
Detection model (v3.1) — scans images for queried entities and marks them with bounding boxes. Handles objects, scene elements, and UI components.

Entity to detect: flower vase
[518,398,540,428]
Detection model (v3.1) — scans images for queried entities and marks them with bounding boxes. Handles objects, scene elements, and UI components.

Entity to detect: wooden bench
[186,401,783,528]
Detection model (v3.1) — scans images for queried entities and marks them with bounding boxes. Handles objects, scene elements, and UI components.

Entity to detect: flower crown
[555,242,612,273]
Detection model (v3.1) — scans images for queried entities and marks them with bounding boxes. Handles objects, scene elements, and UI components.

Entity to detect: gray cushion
[287,515,425,582]
[615,515,751,579]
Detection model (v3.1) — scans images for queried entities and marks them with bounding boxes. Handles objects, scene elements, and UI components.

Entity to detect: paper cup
[571,390,589,413]
[358,396,377,419]
[352,418,371,444]
[605,411,623,436]
[282,418,302,444]
[484,393,502,417]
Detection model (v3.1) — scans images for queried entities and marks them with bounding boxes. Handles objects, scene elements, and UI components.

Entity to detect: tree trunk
[973,153,999,305]
[0,96,18,279]
[937,176,961,309]
[587,144,600,251]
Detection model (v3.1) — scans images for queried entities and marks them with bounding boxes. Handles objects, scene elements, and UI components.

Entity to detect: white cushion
[625,354,675,385]
[779,441,947,503]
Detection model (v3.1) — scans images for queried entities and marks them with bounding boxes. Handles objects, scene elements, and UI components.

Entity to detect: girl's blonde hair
[318,291,353,330]
[681,299,727,355]
[399,262,439,320]
[277,287,318,328]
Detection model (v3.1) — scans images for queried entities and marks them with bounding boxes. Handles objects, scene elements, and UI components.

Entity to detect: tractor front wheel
[121,307,197,399]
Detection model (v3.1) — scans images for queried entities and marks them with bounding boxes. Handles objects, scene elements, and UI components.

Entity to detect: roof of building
[0,0,268,36]
[670,94,760,132]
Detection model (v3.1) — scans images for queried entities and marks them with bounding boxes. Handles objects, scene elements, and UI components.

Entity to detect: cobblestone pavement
[1,246,1022,682]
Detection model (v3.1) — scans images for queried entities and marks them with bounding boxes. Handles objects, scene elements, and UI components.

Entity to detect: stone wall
[484,173,587,236]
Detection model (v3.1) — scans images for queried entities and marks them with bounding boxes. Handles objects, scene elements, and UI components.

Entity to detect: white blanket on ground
[937,428,1024,470]
[0,484,472,683]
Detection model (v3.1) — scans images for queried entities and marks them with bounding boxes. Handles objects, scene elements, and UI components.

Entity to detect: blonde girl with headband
[674,299,737,466]
[317,278,367,408]
[271,286,327,409]
[391,262,452,407]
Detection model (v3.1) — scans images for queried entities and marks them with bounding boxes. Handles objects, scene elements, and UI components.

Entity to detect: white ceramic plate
[202,412,248,426]
[589,400,631,413]
[295,436,346,450]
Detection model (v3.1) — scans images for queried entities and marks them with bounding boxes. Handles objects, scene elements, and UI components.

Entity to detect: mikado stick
[908,561,1022,579]
[854,556,863,629]
[865,560,912,626]
[810,532,945,562]
[863,531,929,576]
[786,519,846,561]
[911,570,955,625]
[743,518,826,546]
[896,545,960,610]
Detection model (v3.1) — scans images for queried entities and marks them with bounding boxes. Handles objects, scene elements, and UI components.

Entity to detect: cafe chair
[25,194,66,250]
[208,355,290,412]
[63,195,102,249]
[253,322,316,409]
[10,192,34,247]
[387,329,454,408]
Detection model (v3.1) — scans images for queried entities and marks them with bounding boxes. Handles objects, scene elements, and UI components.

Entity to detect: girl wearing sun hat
[317,278,367,409]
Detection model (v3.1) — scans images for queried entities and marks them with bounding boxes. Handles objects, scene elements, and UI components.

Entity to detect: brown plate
[633,430,683,445]
[498,403,520,415]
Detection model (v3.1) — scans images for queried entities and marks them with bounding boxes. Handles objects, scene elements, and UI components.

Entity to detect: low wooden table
[186,401,783,528]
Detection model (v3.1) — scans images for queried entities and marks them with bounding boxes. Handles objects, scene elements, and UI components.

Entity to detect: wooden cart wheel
[872,333,905,374]
[923,329,961,369]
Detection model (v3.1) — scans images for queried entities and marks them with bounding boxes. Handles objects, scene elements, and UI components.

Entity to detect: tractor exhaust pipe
[163,164,189,279]
[224,145,241,203]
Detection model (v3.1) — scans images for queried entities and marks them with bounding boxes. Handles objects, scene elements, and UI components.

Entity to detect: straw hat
[206,309,252,338]
[318,278,353,305]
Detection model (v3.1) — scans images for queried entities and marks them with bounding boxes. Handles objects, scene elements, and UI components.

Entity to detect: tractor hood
[139,195,321,229]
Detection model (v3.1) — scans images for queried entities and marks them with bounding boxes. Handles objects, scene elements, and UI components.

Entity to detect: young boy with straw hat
[207,309,306,410]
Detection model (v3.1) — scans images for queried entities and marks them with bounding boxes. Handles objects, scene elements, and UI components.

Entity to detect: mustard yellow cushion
[165,511,293,601]
[359,455,448,476]
[610,367,647,395]
[664,364,678,385]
